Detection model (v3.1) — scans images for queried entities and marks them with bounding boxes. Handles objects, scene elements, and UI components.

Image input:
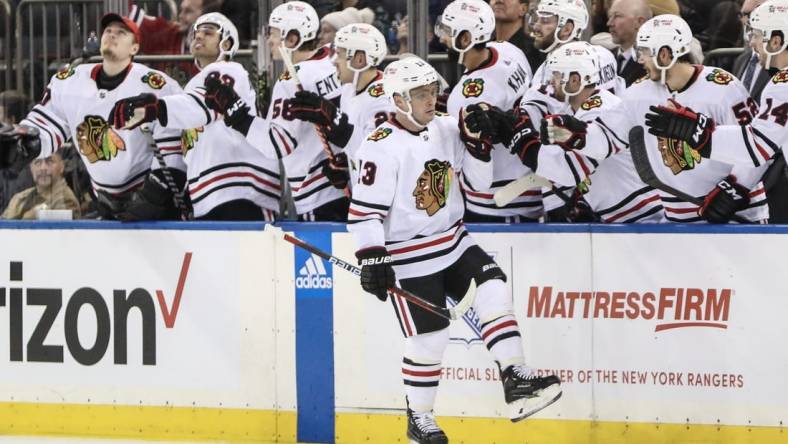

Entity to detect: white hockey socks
[402,328,449,413]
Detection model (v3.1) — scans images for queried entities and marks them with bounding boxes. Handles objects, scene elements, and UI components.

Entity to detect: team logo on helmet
[772,70,788,84]
[142,72,166,89]
[462,78,484,98]
[75,115,126,163]
[181,127,204,155]
[367,127,392,141]
[368,83,385,97]
[55,67,75,80]
[705,68,733,86]
[413,159,453,216]
[580,95,603,111]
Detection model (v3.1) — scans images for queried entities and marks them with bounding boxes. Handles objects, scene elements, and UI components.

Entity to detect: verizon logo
[527,286,731,331]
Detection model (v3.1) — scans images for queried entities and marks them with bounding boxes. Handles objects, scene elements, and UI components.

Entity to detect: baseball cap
[101,13,141,43]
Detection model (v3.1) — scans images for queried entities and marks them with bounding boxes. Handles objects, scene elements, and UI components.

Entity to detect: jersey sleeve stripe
[740,125,762,167]
[30,107,67,141]
[596,117,627,150]
[187,93,213,125]
[350,198,390,211]
[563,153,583,184]
[22,118,59,151]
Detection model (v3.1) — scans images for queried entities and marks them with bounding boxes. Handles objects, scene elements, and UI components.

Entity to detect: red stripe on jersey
[664,206,697,214]
[158,145,182,152]
[291,173,326,192]
[387,232,456,255]
[749,187,765,198]
[482,320,518,340]
[396,295,413,337]
[190,171,281,193]
[604,194,661,223]
[348,207,386,219]
[402,368,442,377]
[273,128,293,155]
[572,151,591,177]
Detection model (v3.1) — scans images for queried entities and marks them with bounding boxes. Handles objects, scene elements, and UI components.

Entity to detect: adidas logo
[295,253,333,289]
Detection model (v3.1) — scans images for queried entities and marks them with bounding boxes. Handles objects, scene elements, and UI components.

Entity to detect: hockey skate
[407,408,449,444]
[501,365,562,422]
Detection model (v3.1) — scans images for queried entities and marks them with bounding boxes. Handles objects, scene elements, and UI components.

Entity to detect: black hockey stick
[628,126,749,224]
[281,231,475,321]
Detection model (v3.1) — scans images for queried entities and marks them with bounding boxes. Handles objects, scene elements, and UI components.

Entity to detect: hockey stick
[494,173,552,207]
[278,44,350,198]
[628,126,749,224]
[140,124,192,220]
[281,231,476,321]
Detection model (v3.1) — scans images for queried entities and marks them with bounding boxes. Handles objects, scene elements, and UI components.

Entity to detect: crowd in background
[0,0,780,221]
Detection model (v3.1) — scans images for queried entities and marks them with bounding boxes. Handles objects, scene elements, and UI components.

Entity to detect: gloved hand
[118,169,188,221]
[322,152,349,189]
[698,175,750,224]
[459,104,494,162]
[540,114,588,151]
[462,103,518,145]
[356,247,396,302]
[645,98,715,154]
[0,125,41,172]
[108,93,166,129]
[203,71,254,135]
[284,90,339,127]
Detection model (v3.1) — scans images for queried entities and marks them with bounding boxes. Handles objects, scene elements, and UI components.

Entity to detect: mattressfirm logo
[527,286,732,332]
[296,253,333,289]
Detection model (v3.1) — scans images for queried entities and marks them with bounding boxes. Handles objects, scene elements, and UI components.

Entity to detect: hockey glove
[462,103,519,145]
[506,111,542,170]
[203,71,254,136]
[118,169,188,221]
[322,151,350,189]
[356,247,396,302]
[698,175,750,224]
[0,125,41,173]
[108,93,166,130]
[285,91,353,147]
[540,114,588,151]
[645,99,715,156]
[459,105,494,162]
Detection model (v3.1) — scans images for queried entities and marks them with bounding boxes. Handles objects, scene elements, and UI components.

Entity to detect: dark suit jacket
[732,48,770,103]
[618,58,647,87]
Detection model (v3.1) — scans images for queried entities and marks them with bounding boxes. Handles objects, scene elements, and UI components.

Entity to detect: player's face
[408,82,439,125]
[550,71,581,100]
[636,47,661,81]
[101,22,138,62]
[334,47,354,84]
[529,12,558,50]
[750,29,782,69]
[267,27,283,60]
[191,23,221,59]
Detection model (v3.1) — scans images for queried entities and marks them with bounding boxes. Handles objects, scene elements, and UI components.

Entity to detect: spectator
[732,0,770,102]
[606,0,650,86]
[319,7,375,46]
[696,1,742,54]
[0,91,33,213]
[648,0,679,16]
[491,0,545,73]
[219,0,258,45]
[2,152,81,220]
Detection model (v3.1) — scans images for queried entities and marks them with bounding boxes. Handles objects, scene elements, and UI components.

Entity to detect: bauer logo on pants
[296,253,333,289]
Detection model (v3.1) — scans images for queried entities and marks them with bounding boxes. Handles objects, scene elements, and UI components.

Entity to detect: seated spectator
[0,91,33,213]
[2,152,81,220]
[696,1,742,55]
[318,7,375,46]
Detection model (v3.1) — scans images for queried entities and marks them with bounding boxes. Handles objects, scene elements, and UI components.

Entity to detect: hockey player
[643,0,788,207]
[349,57,561,444]
[541,14,770,223]
[1,13,186,220]
[528,0,624,93]
[437,0,541,222]
[108,13,283,220]
[465,41,665,222]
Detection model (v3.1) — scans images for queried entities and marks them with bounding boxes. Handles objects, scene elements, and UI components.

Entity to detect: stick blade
[494,174,552,207]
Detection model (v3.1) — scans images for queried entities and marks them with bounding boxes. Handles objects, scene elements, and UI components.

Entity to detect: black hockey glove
[118,169,188,221]
[462,103,518,145]
[285,91,353,147]
[506,111,542,170]
[322,152,350,189]
[0,125,41,173]
[645,98,715,156]
[459,104,494,162]
[203,71,254,136]
[356,247,396,302]
[698,175,750,224]
[108,93,167,130]
[540,114,588,151]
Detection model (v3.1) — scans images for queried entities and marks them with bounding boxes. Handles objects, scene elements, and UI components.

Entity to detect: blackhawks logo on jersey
[657,136,701,175]
[279,66,300,81]
[705,68,733,85]
[413,159,453,216]
[181,127,204,155]
[55,67,75,80]
[367,127,392,141]
[772,70,788,84]
[142,72,166,89]
[580,95,603,111]
[368,83,385,97]
[462,78,484,98]
[75,115,126,163]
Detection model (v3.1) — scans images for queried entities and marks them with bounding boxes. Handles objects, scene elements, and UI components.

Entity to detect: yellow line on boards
[336,413,788,444]
[0,402,297,443]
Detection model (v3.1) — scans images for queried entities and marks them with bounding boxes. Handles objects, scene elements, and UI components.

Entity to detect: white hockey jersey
[21,63,185,195]
[338,71,395,185]
[264,45,344,215]
[348,114,492,280]
[531,89,665,223]
[573,65,770,223]
[531,43,625,95]
[446,41,541,218]
[698,68,788,168]
[157,61,282,218]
